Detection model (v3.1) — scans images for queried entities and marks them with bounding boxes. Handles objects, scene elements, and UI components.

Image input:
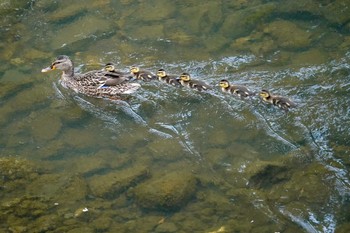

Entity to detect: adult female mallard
[259,89,296,111]
[130,66,156,81]
[41,55,141,98]
[156,69,181,86]
[179,73,212,91]
[219,79,255,98]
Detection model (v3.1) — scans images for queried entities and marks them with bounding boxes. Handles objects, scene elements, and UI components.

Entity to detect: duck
[102,62,134,83]
[130,66,156,81]
[156,69,181,86]
[219,79,255,98]
[41,55,141,98]
[259,89,296,111]
[179,73,212,91]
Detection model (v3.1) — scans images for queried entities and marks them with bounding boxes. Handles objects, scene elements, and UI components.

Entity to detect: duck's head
[180,73,191,81]
[219,79,230,88]
[157,69,167,78]
[260,89,271,98]
[41,55,73,73]
[104,63,116,72]
[130,66,140,74]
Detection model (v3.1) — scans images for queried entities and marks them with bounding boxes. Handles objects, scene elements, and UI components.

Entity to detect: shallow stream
[0,0,350,232]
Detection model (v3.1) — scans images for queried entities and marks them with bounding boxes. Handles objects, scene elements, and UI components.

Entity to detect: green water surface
[1,0,350,232]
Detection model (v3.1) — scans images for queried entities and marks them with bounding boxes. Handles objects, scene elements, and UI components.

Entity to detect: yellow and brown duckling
[259,89,296,111]
[156,69,181,86]
[219,79,255,98]
[42,55,140,98]
[130,66,156,82]
[102,62,134,83]
[179,73,212,91]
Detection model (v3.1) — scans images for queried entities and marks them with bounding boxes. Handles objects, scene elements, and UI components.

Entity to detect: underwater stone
[146,138,186,161]
[220,3,276,40]
[47,3,86,22]
[155,222,178,233]
[133,171,197,210]
[51,16,112,49]
[0,157,34,181]
[291,48,328,67]
[245,160,290,189]
[72,156,110,175]
[6,84,49,111]
[28,214,60,233]
[57,176,89,203]
[275,0,319,16]
[132,24,164,40]
[88,165,149,198]
[30,111,62,142]
[180,1,222,35]
[63,128,105,149]
[203,34,230,52]
[26,173,71,198]
[67,227,94,233]
[277,163,332,205]
[320,0,350,25]
[263,20,312,50]
[91,215,112,232]
[135,0,175,21]
[23,48,52,61]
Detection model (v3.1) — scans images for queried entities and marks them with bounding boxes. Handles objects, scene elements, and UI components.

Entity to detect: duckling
[130,66,156,81]
[179,73,212,91]
[41,55,140,98]
[156,69,181,86]
[219,79,255,98]
[259,89,296,111]
[103,63,134,80]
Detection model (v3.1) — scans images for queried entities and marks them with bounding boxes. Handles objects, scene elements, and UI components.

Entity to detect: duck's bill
[41,66,54,73]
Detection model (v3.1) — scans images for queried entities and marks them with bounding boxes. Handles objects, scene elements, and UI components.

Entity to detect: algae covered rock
[0,157,35,182]
[1,195,51,218]
[133,171,197,210]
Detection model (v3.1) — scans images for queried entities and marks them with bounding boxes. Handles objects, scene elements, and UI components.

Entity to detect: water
[1,0,350,232]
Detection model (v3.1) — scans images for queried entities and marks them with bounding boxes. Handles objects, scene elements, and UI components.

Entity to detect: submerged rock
[245,160,291,189]
[136,0,175,21]
[155,222,178,233]
[220,3,276,40]
[133,171,197,210]
[88,165,149,198]
[50,15,112,49]
[180,1,222,35]
[320,0,350,25]
[30,111,62,142]
[263,20,312,50]
[0,157,35,181]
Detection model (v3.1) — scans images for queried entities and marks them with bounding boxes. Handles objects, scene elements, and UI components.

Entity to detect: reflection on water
[1,0,350,232]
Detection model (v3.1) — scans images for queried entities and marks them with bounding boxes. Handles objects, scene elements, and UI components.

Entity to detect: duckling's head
[260,89,271,98]
[219,79,230,88]
[180,73,191,81]
[42,55,73,73]
[104,63,115,72]
[157,69,167,78]
[130,66,140,74]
